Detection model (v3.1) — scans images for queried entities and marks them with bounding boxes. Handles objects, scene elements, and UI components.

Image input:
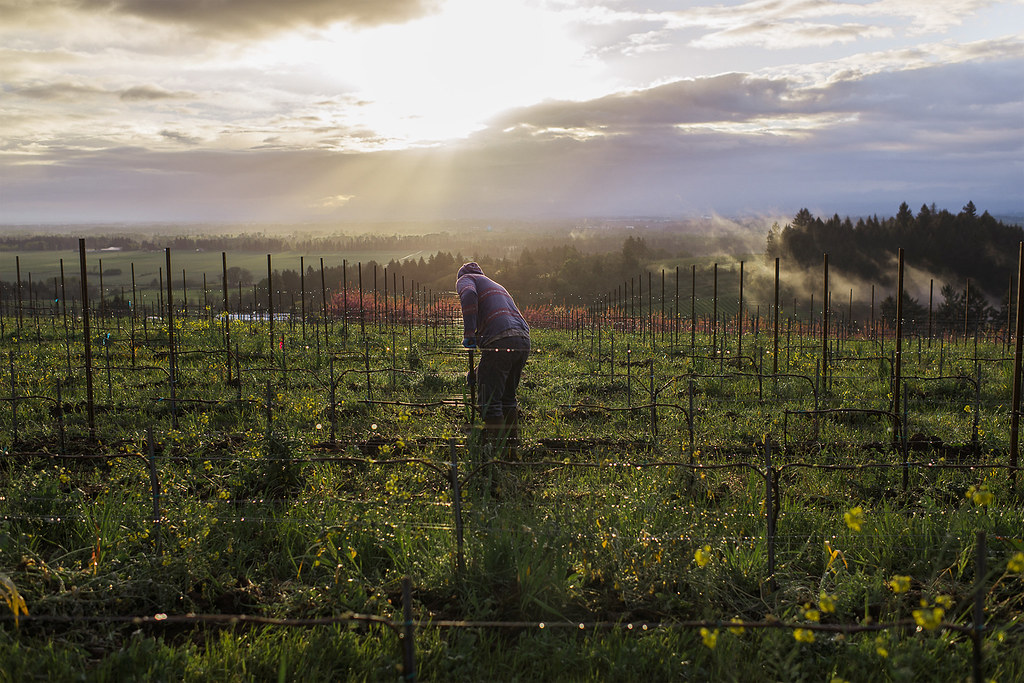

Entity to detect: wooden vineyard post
[687,376,695,460]
[928,279,934,347]
[165,248,178,430]
[1011,243,1023,494]
[610,331,615,377]
[267,254,274,354]
[55,380,66,453]
[401,576,417,682]
[893,248,904,454]
[712,263,718,356]
[972,529,987,683]
[16,255,24,335]
[222,252,231,383]
[78,238,96,439]
[147,427,162,557]
[764,439,776,592]
[300,256,306,342]
[363,337,372,404]
[661,269,665,347]
[626,345,632,408]
[449,439,465,578]
[60,259,71,377]
[649,359,657,437]
[320,257,328,356]
[9,351,17,444]
[329,355,337,446]
[130,263,138,366]
[690,265,696,358]
[773,258,780,380]
[822,253,829,387]
[902,383,910,492]
[738,260,744,363]
[467,349,476,424]
[358,262,365,339]
[343,260,349,342]
[964,278,970,341]
[674,266,679,349]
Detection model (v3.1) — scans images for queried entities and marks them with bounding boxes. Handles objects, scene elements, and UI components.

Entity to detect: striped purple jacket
[456,262,530,346]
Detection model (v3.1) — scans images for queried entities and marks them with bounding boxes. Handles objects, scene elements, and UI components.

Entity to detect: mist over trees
[767,202,1021,298]
[767,202,1021,331]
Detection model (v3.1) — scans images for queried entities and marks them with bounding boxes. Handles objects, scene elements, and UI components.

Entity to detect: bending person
[456,262,530,453]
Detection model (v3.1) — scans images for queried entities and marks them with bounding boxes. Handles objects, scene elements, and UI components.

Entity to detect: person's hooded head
[457,262,484,280]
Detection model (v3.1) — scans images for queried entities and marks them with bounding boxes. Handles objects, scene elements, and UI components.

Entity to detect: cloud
[119,85,191,101]
[159,130,202,145]
[660,0,1000,48]
[10,81,193,102]
[691,21,893,49]
[1,1,1021,223]
[487,73,802,135]
[0,47,79,80]
[5,44,1021,223]
[10,81,107,101]
[70,0,444,37]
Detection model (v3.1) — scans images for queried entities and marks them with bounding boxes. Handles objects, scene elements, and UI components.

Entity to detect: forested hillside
[766,202,1023,300]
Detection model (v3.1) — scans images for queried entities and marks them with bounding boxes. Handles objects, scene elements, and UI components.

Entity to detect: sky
[1,0,1022,225]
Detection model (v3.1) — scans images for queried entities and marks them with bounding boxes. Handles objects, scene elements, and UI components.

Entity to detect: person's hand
[462,337,476,348]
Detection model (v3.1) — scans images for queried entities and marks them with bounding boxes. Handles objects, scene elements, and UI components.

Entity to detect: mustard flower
[793,628,815,644]
[801,603,821,622]
[966,485,994,507]
[700,627,719,649]
[1009,552,1024,574]
[913,606,944,630]
[843,506,864,532]
[888,575,911,594]
[694,545,712,568]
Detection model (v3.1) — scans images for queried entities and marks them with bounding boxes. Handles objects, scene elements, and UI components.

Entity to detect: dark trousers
[476,336,530,420]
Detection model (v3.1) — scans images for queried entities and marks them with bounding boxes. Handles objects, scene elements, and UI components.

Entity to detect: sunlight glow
[260,0,607,146]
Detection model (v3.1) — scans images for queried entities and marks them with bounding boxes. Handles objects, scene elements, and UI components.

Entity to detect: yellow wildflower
[966,485,994,507]
[844,506,864,532]
[875,636,889,657]
[818,591,837,614]
[913,606,944,630]
[1009,551,1024,573]
[888,575,911,594]
[793,628,815,644]
[700,627,718,649]
[728,618,745,635]
[694,545,712,568]
[800,602,821,622]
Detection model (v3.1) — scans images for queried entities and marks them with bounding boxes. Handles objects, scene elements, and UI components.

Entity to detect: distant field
[0,248,434,290]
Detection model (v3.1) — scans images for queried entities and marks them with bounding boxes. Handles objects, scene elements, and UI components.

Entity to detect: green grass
[0,310,1022,681]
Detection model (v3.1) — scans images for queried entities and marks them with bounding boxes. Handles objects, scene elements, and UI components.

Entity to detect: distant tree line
[767,202,1021,298]
[767,202,1023,331]
[250,237,664,310]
